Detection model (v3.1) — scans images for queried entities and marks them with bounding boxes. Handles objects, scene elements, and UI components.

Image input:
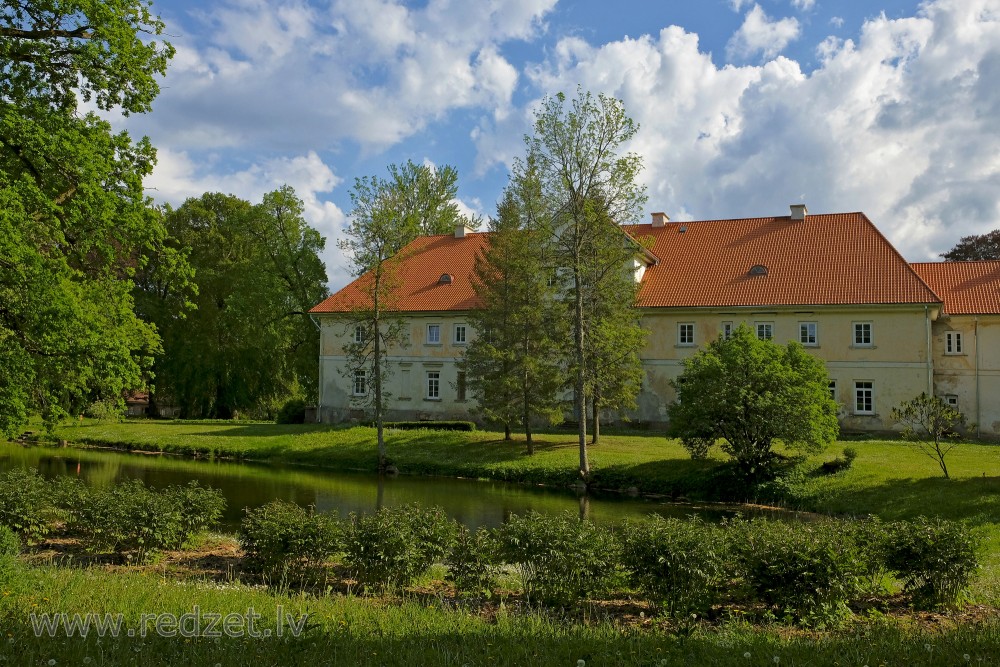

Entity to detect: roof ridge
[856,211,942,304]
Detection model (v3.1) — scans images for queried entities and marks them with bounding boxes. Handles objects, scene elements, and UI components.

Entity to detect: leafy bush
[882,517,981,608]
[445,526,500,596]
[733,519,865,627]
[0,525,20,558]
[167,481,226,538]
[0,468,57,543]
[621,516,730,616]
[496,512,621,606]
[239,500,342,579]
[343,505,459,592]
[276,398,307,424]
[819,446,859,475]
[374,421,476,432]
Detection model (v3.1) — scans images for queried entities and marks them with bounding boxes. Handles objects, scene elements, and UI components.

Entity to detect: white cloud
[479,0,1000,261]
[791,0,815,10]
[830,16,845,28]
[729,0,751,11]
[727,4,802,60]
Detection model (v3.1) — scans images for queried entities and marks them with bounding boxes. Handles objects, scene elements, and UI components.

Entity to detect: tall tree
[139,189,328,418]
[386,160,467,237]
[942,230,1000,261]
[464,177,567,452]
[0,0,179,436]
[518,89,648,478]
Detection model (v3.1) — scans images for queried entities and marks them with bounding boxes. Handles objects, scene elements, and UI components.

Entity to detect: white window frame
[799,322,818,346]
[944,394,959,409]
[828,380,837,402]
[353,325,365,344]
[945,331,963,355]
[854,381,874,415]
[454,324,467,345]
[678,323,695,346]
[755,322,773,341]
[426,324,441,345]
[352,369,367,396]
[426,371,440,399]
[853,322,873,347]
[721,321,734,340]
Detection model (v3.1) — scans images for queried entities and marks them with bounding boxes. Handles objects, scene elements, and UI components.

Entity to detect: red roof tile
[910,261,1000,315]
[311,212,943,314]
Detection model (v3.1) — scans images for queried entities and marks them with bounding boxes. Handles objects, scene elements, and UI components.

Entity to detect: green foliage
[140,188,329,419]
[0,468,56,543]
[85,398,126,423]
[732,519,865,627]
[343,505,459,592]
[239,501,341,579]
[819,446,859,475]
[942,229,1000,261]
[621,517,730,616]
[0,0,180,438]
[496,511,621,605]
[276,398,307,424]
[445,526,500,596]
[669,324,840,480]
[891,392,964,479]
[883,517,981,608]
[0,524,21,558]
[69,479,225,563]
[377,421,476,431]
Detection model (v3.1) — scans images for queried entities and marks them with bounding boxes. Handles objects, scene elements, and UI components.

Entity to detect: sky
[114,0,1000,290]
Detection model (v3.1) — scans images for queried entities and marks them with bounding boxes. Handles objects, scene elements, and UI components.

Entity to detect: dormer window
[438,273,453,285]
[748,264,768,276]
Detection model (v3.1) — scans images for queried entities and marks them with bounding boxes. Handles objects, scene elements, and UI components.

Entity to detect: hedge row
[239,502,982,624]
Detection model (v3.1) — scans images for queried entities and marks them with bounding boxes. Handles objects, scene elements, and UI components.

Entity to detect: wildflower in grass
[47,660,55,666]
[577,661,586,667]
[773,657,780,664]
[964,655,970,661]
[744,653,751,659]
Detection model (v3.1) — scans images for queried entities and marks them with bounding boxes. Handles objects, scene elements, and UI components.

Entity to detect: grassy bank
[2,558,998,666]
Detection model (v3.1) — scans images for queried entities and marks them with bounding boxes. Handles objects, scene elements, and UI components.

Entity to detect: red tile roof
[910,261,1000,315]
[311,212,943,314]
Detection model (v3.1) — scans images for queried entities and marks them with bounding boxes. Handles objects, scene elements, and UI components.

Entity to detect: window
[427,324,441,344]
[854,381,874,414]
[352,369,367,396]
[945,331,963,354]
[426,371,440,399]
[944,394,959,409]
[456,372,467,401]
[678,323,694,346]
[828,380,837,401]
[853,322,872,347]
[755,322,773,340]
[799,322,818,346]
[454,324,467,344]
[353,325,365,344]
[721,321,734,340]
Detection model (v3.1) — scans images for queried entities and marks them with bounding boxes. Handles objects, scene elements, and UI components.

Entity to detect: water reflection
[0,442,790,531]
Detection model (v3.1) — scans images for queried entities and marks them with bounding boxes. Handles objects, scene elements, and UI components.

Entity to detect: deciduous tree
[890,392,965,479]
[941,230,1000,261]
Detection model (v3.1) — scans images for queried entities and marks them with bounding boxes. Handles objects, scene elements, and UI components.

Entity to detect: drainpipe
[925,306,933,395]
[975,316,981,438]
[309,314,323,423]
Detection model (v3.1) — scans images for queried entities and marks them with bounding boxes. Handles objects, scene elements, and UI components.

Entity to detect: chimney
[790,204,808,221]
[454,224,474,238]
[651,212,669,228]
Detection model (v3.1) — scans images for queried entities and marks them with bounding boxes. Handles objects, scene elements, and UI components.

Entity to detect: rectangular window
[854,381,874,414]
[454,324,467,344]
[456,371,467,401]
[799,322,818,346]
[828,380,837,401]
[427,324,441,344]
[755,322,773,340]
[352,369,367,396]
[426,371,440,399]
[354,325,365,344]
[945,331,963,354]
[721,321,734,340]
[944,394,959,409]
[853,322,872,347]
[678,323,695,345]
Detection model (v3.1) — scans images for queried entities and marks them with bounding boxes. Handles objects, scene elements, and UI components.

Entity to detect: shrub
[843,516,893,595]
[239,501,341,579]
[0,468,56,543]
[883,517,981,608]
[167,481,226,539]
[445,526,500,596]
[374,421,476,432]
[733,519,865,627]
[495,512,621,606]
[276,398,307,424]
[0,525,20,558]
[621,516,730,616]
[343,505,459,592]
[819,446,859,475]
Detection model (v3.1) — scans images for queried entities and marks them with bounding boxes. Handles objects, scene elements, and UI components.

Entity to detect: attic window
[678,225,687,233]
[748,264,768,277]
[438,273,453,285]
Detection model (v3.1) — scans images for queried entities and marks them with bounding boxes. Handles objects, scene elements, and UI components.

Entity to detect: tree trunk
[374,303,387,472]
[524,384,534,455]
[591,388,601,445]
[504,423,512,441]
[574,269,589,479]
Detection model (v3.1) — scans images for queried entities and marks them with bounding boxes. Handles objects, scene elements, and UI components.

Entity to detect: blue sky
[115,0,1000,289]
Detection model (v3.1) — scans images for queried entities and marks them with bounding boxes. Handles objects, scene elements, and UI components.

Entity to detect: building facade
[310,207,1000,438]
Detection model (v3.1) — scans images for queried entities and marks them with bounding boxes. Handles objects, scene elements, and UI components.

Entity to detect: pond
[0,441,787,530]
